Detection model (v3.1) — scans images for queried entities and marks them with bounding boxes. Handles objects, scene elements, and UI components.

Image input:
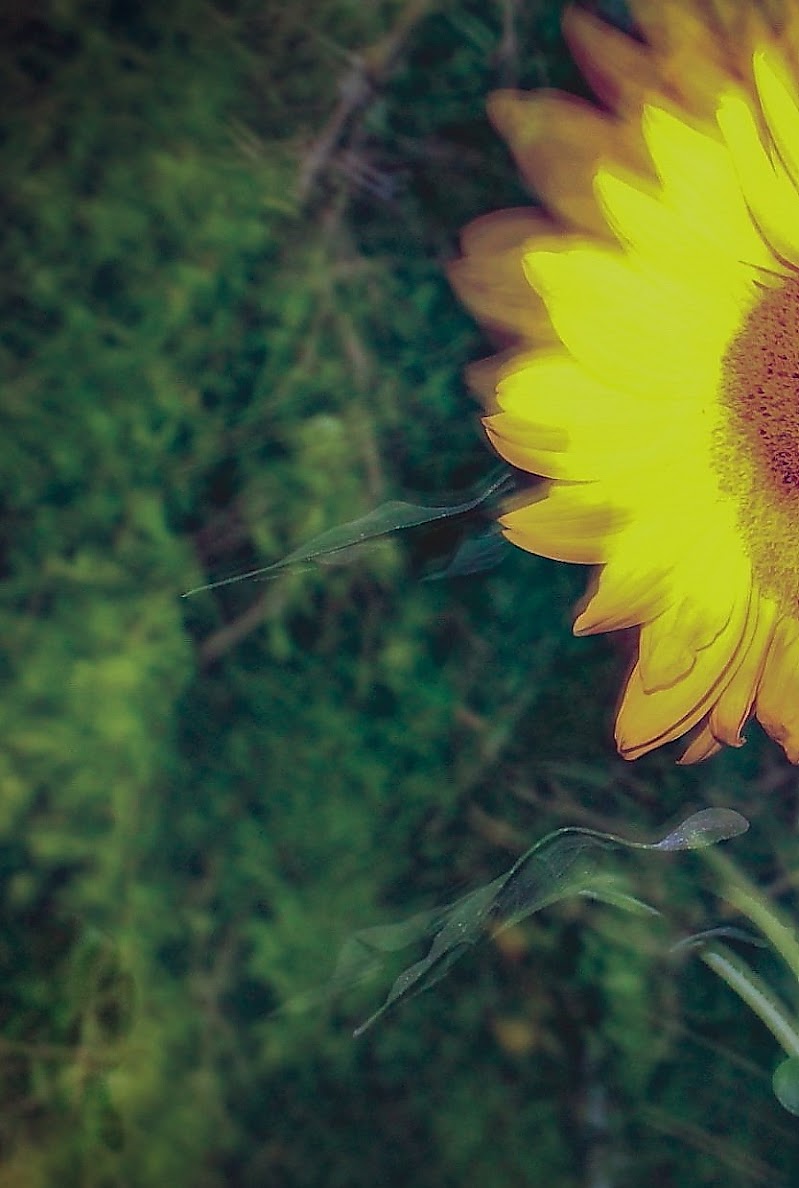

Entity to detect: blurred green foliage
[4,0,799,1184]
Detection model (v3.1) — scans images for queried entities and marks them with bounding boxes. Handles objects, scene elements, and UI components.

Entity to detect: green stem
[700,943,799,1060]
[702,848,799,988]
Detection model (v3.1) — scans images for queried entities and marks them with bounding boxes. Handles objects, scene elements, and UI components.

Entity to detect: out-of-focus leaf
[773,1058,799,1115]
[183,468,515,595]
[670,927,768,957]
[293,808,749,1035]
[650,809,748,852]
[423,524,509,580]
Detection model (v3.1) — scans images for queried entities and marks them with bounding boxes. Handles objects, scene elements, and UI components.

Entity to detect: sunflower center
[715,275,799,613]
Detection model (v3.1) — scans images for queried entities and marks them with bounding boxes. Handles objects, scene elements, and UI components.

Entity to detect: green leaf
[293,808,749,1035]
[183,468,515,595]
[773,1058,799,1115]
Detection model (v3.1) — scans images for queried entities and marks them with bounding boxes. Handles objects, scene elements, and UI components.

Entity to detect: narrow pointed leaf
[184,468,515,596]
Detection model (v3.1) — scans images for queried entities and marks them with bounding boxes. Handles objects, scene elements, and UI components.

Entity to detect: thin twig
[297,0,434,203]
[199,582,287,666]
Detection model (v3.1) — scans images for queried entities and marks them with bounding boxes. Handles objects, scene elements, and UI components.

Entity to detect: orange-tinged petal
[448,209,557,343]
[778,10,799,77]
[562,6,667,117]
[487,90,648,236]
[615,573,754,759]
[628,0,737,118]
[678,721,724,765]
[465,349,529,405]
[709,594,778,746]
[638,593,732,696]
[755,616,799,762]
[630,1,781,105]
[754,47,799,190]
[636,532,755,694]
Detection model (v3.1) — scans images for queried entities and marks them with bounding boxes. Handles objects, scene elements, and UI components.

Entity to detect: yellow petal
[485,410,677,483]
[524,245,726,399]
[495,351,665,426]
[573,559,672,636]
[501,484,628,565]
[595,167,757,313]
[642,104,776,272]
[485,351,677,481]
[717,89,799,267]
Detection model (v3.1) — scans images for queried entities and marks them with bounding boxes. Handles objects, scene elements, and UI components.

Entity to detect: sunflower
[450,0,799,764]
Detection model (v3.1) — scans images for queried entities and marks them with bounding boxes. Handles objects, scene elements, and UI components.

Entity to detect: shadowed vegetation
[3,0,799,1184]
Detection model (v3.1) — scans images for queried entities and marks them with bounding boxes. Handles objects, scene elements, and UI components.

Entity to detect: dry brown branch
[495,0,521,86]
[297,0,434,204]
[199,582,288,667]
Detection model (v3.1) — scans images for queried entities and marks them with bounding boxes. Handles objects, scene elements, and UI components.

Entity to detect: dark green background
[3,0,799,1183]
